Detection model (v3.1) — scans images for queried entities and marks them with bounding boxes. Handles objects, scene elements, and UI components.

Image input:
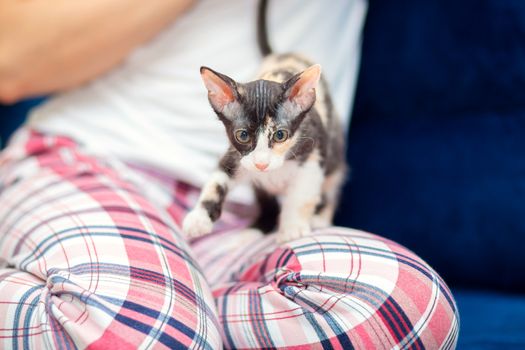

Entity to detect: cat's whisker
[287,148,299,160]
[297,136,317,149]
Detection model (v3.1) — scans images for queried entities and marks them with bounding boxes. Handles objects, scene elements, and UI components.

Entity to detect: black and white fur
[183,0,346,243]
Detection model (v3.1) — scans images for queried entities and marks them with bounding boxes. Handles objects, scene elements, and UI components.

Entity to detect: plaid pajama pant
[0,129,459,349]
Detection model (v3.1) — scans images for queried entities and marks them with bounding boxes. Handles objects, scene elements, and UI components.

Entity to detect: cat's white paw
[276,222,312,244]
[311,215,331,230]
[183,207,213,239]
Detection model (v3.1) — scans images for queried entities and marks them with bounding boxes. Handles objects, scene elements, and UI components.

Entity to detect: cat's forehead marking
[265,117,276,129]
[255,80,267,122]
[243,80,282,123]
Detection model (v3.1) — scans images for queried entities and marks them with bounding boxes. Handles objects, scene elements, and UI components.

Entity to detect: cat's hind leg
[311,167,346,229]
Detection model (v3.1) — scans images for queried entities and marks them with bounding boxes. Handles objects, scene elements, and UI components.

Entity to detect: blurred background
[2,1,525,349]
[336,1,525,348]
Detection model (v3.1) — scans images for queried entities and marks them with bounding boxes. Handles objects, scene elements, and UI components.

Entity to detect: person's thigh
[193,227,459,349]
[0,131,221,349]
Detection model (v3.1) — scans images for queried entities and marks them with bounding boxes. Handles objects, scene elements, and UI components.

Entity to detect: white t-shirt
[29,0,367,187]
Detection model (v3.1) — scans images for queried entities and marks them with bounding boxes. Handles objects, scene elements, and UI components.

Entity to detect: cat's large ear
[200,67,239,115]
[283,64,321,113]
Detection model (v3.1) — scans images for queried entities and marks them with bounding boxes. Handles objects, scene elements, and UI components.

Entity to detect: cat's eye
[235,129,251,144]
[273,129,289,143]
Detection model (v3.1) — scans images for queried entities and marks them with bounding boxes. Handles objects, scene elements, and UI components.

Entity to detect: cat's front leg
[277,160,324,243]
[183,170,231,239]
[184,149,240,238]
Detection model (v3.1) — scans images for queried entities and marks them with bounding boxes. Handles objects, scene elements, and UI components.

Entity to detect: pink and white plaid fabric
[0,129,459,349]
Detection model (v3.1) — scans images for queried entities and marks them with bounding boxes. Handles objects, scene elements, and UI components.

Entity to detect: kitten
[182,0,346,243]
[182,54,346,243]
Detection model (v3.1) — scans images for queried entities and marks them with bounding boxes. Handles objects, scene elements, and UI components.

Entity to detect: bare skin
[0,0,194,104]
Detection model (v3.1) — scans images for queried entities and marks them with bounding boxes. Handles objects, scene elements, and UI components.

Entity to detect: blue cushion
[0,98,44,147]
[335,0,525,292]
[454,289,525,349]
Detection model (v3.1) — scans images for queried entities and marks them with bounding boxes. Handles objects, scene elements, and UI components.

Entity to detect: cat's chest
[245,161,300,194]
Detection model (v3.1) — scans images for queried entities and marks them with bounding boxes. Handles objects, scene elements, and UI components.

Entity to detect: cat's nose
[255,162,269,171]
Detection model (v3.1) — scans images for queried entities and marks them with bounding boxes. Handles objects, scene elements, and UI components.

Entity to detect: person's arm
[0,0,194,104]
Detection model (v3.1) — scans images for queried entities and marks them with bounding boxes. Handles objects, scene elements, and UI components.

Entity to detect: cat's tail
[257,0,273,56]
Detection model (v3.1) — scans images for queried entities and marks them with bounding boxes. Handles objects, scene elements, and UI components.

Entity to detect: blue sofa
[2,1,525,348]
[334,1,525,349]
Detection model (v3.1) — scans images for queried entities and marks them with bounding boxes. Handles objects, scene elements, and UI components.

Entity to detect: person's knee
[216,227,459,349]
[0,265,223,349]
[0,131,223,348]
[43,256,223,349]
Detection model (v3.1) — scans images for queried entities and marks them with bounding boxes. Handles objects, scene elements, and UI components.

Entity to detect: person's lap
[0,129,459,349]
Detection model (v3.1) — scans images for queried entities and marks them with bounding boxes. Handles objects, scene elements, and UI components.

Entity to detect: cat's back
[257,53,313,82]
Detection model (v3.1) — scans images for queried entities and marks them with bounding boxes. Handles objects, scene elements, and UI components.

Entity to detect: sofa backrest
[335,0,525,292]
